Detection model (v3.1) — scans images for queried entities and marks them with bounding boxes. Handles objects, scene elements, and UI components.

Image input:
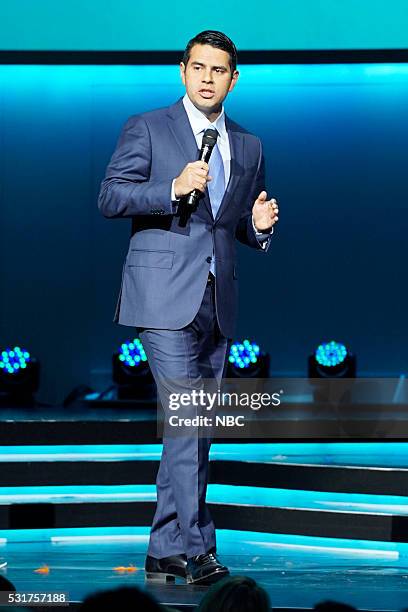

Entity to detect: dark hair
[80,586,162,612]
[314,602,358,612]
[0,575,16,592]
[183,30,238,73]
[197,575,270,612]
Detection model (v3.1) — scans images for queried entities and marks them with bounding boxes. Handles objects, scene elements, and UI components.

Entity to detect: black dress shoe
[145,553,187,582]
[186,552,229,585]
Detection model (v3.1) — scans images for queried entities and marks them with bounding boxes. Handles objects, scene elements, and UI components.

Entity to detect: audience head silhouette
[80,586,164,612]
[314,601,358,612]
[198,575,271,612]
[0,575,15,592]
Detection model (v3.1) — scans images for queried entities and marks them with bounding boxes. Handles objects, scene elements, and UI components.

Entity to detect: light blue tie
[207,140,225,275]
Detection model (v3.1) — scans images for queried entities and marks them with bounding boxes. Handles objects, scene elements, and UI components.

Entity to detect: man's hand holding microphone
[174,161,212,199]
[174,159,279,233]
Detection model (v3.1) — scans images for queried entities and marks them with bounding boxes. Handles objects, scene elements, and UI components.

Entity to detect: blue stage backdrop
[1,0,408,50]
[0,63,407,402]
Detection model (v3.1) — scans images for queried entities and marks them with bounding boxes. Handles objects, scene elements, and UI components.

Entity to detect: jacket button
[206,256,212,263]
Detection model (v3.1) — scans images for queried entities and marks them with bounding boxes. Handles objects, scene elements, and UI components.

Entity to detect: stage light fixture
[308,340,356,378]
[0,345,40,401]
[112,337,156,400]
[227,339,270,378]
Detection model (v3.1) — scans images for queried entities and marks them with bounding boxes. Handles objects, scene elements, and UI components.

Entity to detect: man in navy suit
[98,30,278,585]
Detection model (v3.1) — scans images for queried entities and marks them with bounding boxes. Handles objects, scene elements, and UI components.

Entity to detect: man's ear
[228,70,239,92]
[180,62,186,86]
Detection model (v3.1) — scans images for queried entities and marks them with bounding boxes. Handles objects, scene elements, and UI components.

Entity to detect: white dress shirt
[171,94,272,250]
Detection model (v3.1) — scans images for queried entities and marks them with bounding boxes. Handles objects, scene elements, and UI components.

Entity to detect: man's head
[180,30,239,121]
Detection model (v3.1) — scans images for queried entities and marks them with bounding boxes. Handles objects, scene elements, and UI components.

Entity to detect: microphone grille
[202,128,218,147]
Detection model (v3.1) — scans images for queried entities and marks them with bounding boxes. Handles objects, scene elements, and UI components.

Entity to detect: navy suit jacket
[98,97,269,339]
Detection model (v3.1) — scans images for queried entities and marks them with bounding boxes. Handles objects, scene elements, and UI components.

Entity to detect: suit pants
[137,277,229,559]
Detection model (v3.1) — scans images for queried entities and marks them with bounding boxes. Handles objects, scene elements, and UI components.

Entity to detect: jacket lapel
[167,98,198,163]
[214,118,244,223]
[167,98,213,219]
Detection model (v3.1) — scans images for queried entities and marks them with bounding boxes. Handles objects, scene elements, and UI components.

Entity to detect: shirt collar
[182,93,226,139]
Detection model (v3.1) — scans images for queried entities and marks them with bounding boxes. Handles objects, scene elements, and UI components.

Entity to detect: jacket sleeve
[98,115,176,219]
[235,139,271,252]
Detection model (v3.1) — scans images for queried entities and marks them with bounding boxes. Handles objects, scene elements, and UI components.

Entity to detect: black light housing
[226,339,270,378]
[308,340,356,378]
[112,337,156,400]
[0,345,40,403]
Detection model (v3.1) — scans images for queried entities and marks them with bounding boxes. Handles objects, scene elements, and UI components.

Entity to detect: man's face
[180,44,239,117]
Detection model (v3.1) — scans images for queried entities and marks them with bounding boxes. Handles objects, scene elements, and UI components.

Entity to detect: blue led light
[315,341,348,367]
[0,346,31,375]
[118,338,148,368]
[3,525,408,562]
[229,339,260,369]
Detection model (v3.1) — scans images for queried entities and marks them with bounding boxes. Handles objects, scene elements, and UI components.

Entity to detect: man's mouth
[199,89,215,98]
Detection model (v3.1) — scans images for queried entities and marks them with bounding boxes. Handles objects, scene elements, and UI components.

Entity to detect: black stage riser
[1,461,160,486]
[210,461,408,496]
[2,501,408,542]
[0,421,158,445]
[3,460,408,496]
[2,420,408,445]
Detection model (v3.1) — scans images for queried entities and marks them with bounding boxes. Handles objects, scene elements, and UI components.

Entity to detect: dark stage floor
[2,529,408,611]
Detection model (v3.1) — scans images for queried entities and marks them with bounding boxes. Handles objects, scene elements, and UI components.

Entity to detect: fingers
[197,183,207,192]
[190,161,209,176]
[269,198,279,223]
[190,161,209,170]
[175,161,212,197]
[195,168,211,178]
[193,179,207,192]
[256,193,279,212]
[183,161,212,193]
[272,204,279,223]
[192,176,212,192]
[269,198,279,215]
[256,190,267,203]
[264,197,278,209]
[253,194,280,229]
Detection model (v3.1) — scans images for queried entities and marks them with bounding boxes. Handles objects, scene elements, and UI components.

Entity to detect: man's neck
[184,94,223,124]
[200,105,222,124]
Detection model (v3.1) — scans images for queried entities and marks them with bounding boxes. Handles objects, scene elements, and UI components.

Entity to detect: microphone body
[186,128,218,206]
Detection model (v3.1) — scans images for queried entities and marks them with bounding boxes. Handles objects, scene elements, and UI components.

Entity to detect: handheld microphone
[186,128,218,206]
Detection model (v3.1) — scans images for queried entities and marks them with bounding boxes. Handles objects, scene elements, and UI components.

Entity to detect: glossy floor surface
[2,529,408,611]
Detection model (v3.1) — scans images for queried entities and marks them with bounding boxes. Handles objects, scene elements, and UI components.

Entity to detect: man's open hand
[252,191,279,231]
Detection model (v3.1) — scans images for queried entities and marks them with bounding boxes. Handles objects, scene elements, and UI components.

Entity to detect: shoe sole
[186,568,229,585]
[145,571,185,583]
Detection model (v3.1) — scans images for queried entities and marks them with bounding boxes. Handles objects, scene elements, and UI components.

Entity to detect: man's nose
[202,70,213,83]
